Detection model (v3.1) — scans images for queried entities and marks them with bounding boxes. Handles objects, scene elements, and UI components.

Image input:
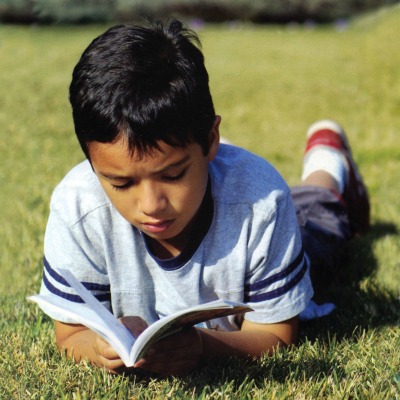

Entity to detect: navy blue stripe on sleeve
[245,249,304,293]
[244,251,308,303]
[43,256,111,303]
[43,272,85,303]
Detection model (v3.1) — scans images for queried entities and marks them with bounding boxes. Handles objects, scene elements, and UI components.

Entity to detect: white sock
[301,147,347,194]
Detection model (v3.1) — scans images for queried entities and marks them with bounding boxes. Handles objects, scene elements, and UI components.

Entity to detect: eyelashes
[163,168,188,182]
[111,182,133,192]
[110,167,189,192]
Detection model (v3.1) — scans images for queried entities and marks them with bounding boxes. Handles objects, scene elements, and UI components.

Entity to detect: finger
[150,328,202,355]
[96,355,126,373]
[135,338,201,375]
[120,316,149,338]
[133,328,203,375]
[94,336,121,360]
[101,344,121,360]
[142,342,200,365]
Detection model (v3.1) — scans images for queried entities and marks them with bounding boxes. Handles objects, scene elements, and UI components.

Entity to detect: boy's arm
[55,315,297,375]
[199,316,298,357]
[54,316,148,373]
[55,321,124,372]
[134,316,298,375]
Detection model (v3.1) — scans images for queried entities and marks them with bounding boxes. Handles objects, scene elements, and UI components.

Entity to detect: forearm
[198,329,282,359]
[198,317,298,359]
[54,321,124,372]
[57,327,99,363]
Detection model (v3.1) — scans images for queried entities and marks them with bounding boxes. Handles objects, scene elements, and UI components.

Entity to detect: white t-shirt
[40,144,313,330]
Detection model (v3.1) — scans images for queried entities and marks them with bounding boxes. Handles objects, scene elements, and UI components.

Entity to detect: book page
[57,268,123,333]
[130,300,252,362]
[28,293,135,365]
[28,267,138,366]
[29,269,253,367]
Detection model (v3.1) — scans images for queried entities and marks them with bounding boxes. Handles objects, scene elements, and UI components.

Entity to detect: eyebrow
[98,154,191,181]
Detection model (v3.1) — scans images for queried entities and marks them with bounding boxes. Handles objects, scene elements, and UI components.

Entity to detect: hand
[134,327,203,376]
[91,316,149,373]
[92,334,125,373]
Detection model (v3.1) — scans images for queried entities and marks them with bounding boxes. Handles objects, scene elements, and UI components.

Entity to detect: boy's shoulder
[211,144,289,200]
[50,160,110,225]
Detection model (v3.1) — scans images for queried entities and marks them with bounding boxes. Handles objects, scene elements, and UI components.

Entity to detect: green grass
[1,5,400,398]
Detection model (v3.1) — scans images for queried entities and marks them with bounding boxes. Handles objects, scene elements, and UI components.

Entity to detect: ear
[207,115,221,162]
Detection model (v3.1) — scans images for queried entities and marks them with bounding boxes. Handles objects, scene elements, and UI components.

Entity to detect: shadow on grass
[122,222,400,390]
[301,220,400,342]
[127,354,348,393]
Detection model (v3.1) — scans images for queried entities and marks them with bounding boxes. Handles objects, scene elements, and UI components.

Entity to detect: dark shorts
[291,185,352,270]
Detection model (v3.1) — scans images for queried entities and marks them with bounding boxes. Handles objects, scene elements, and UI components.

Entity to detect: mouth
[142,219,174,234]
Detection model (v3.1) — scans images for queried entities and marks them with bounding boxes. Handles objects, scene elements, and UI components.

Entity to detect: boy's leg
[303,120,370,236]
[292,120,370,272]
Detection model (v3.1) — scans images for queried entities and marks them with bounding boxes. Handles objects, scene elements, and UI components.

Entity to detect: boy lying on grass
[38,20,369,376]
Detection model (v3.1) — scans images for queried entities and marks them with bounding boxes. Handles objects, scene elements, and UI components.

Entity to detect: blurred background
[1,1,400,397]
[1,0,399,25]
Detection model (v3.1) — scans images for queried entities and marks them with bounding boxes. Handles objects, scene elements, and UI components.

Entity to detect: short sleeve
[244,188,313,324]
[39,204,112,323]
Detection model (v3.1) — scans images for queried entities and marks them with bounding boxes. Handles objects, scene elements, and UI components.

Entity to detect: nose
[137,181,168,216]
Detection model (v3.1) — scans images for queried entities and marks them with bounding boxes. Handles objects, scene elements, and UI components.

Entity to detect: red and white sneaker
[305,120,370,236]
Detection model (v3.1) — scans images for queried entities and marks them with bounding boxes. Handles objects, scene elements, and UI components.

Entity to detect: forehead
[88,138,156,162]
[88,138,203,172]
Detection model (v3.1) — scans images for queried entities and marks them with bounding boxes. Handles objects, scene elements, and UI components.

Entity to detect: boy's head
[69,19,216,159]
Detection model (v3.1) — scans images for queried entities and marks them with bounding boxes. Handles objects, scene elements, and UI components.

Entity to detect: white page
[30,269,253,366]
[57,268,126,335]
[129,300,252,362]
[28,267,138,366]
[28,294,136,365]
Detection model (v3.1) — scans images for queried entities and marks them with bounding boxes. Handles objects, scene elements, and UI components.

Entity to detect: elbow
[281,315,299,346]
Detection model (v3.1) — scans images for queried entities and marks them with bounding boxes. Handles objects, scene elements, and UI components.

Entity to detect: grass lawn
[1,5,399,399]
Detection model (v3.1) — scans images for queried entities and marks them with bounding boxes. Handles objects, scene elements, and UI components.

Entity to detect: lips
[142,219,174,234]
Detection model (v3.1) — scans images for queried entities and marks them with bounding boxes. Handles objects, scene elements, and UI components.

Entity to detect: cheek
[179,179,208,214]
[113,196,132,214]
[102,187,134,217]
[165,183,200,214]
[110,196,141,226]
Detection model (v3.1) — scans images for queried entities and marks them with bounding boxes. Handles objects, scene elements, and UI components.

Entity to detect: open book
[28,268,253,367]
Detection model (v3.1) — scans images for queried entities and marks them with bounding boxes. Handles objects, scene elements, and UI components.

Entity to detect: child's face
[89,117,220,256]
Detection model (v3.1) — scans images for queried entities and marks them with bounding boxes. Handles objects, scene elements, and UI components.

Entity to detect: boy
[38,20,369,376]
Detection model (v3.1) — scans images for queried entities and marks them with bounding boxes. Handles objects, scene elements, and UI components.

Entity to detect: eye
[111,181,133,191]
[163,168,188,182]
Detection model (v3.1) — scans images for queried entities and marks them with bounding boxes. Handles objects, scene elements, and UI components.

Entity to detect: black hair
[69,19,216,159]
